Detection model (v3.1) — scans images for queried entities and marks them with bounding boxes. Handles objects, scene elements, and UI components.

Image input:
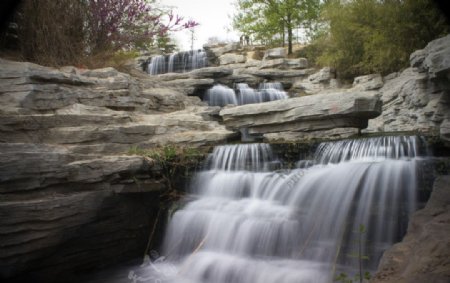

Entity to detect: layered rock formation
[0,59,235,282]
[219,90,381,140]
[1,34,449,283]
[365,35,450,146]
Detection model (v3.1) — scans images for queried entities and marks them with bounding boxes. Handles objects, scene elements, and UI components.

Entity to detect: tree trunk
[287,13,293,55]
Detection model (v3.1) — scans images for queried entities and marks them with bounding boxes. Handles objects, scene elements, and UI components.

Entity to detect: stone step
[0,114,132,131]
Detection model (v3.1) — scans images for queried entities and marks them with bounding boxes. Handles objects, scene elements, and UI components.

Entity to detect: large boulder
[263,47,287,60]
[292,67,340,95]
[352,74,384,91]
[220,90,381,135]
[410,34,450,79]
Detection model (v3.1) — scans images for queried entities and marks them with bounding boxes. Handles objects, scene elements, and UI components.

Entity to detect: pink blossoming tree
[87,0,198,53]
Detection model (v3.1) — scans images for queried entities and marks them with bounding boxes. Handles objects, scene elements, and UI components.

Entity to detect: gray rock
[352,74,384,90]
[308,67,335,84]
[264,128,360,143]
[286,58,308,69]
[220,90,381,135]
[81,67,120,78]
[209,42,241,57]
[259,58,286,69]
[364,67,449,135]
[240,68,315,80]
[410,34,450,78]
[263,47,286,59]
[219,54,246,65]
[440,118,450,146]
[372,175,450,283]
[189,66,233,79]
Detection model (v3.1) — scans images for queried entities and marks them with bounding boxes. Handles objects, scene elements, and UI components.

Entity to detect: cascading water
[205,84,238,107]
[205,83,288,107]
[259,82,289,101]
[148,55,166,75]
[236,83,262,105]
[124,135,425,283]
[147,50,207,75]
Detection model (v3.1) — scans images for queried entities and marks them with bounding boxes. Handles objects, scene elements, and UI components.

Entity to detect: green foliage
[335,271,371,283]
[232,0,322,53]
[311,0,449,79]
[128,145,208,191]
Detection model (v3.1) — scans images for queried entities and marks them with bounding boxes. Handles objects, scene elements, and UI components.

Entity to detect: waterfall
[205,83,288,107]
[259,82,289,101]
[148,55,166,75]
[129,136,425,283]
[147,50,208,75]
[236,83,262,105]
[205,84,238,107]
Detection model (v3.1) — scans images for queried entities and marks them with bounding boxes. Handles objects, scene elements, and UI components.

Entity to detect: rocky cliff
[1,34,449,282]
[0,59,235,282]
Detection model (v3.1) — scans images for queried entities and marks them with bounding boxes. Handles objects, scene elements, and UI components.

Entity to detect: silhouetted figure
[245,35,250,45]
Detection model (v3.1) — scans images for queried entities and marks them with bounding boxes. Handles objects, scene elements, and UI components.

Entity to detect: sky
[162,0,240,51]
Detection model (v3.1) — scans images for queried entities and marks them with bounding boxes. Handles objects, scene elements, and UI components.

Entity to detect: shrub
[311,0,449,79]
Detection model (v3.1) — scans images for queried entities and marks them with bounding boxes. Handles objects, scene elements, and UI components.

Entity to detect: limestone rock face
[352,74,384,91]
[441,118,450,146]
[286,58,308,70]
[259,58,286,69]
[220,90,381,135]
[365,35,450,135]
[207,42,241,57]
[264,128,360,143]
[0,59,236,282]
[364,67,449,134]
[219,54,246,65]
[263,47,287,60]
[410,34,450,78]
[372,175,450,283]
[0,142,163,282]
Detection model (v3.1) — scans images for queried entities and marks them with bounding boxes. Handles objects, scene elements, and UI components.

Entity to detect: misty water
[91,136,426,283]
[205,82,288,106]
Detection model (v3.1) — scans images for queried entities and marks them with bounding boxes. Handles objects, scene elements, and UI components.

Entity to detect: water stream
[98,136,426,283]
[205,82,288,106]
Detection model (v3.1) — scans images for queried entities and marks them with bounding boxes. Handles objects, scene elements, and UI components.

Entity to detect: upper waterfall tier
[205,83,288,107]
[146,50,208,75]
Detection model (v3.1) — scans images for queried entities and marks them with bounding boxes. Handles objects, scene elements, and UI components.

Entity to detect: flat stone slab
[219,90,381,135]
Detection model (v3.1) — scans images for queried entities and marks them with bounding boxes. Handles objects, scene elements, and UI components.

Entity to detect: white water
[205,83,288,107]
[121,136,424,283]
[148,50,207,75]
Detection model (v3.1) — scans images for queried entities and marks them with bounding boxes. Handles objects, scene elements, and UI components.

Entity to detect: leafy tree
[232,0,321,54]
[313,0,449,79]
